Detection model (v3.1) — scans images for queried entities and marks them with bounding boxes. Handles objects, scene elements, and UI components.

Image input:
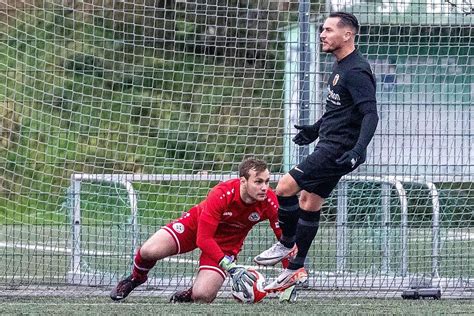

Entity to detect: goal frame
[66,173,442,293]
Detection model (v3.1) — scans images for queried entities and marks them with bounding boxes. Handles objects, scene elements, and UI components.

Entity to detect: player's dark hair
[329,11,359,34]
[239,158,268,179]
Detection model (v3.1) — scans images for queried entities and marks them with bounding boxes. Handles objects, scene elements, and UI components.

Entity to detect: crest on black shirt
[333,74,340,86]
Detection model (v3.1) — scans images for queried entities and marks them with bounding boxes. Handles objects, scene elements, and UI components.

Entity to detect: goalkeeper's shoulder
[206,179,238,201]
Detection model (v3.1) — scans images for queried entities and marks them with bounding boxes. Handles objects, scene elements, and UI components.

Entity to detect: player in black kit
[254,12,379,293]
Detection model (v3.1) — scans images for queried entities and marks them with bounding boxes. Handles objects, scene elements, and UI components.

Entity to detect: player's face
[241,169,270,203]
[320,17,353,53]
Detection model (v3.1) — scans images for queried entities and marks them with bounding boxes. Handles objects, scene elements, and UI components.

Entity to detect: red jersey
[185,179,281,263]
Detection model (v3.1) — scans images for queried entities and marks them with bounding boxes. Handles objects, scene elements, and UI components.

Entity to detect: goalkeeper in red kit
[110,158,284,303]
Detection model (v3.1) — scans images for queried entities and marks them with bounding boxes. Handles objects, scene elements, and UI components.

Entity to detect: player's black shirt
[317,49,377,155]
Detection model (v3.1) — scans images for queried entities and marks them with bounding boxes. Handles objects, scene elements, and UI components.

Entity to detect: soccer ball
[231,268,267,303]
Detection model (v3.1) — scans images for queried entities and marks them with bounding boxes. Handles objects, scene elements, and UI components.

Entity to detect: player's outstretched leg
[110,275,147,301]
[264,267,308,293]
[169,287,193,303]
[254,241,296,266]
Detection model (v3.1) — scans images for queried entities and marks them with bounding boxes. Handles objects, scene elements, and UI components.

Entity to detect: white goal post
[67,173,446,295]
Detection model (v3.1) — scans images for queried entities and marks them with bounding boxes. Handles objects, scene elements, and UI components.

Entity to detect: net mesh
[0,0,472,298]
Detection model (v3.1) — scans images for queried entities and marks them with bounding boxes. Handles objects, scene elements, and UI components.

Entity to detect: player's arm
[196,187,252,264]
[353,104,379,156]
[195,187,228,263]
[196,218,223,261]
[196,188,256,290]
[197,215,255,293]
[336,68,379,167]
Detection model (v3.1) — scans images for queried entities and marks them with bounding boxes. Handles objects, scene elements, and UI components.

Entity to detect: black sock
[288,210,320,270]
[277,195,299,248]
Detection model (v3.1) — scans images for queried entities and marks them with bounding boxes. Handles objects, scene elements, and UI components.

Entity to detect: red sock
[131,247,157,281]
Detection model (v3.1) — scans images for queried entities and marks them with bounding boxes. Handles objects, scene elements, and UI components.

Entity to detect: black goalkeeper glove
[292,124,320,145]
[336,149,363,168]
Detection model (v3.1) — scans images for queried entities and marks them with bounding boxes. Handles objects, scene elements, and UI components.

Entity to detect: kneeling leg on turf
[188,269,225,303]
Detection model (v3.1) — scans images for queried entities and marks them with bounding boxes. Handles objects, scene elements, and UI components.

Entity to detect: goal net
[0,0,472,298]
[66,173,445,295]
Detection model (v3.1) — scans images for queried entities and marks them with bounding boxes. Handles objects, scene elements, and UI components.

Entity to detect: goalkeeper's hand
[292,124,319,145]
[219,255,256,299]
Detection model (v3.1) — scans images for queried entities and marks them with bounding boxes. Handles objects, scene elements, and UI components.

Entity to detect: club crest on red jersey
[172,223,185,234]
[248,212,260,222]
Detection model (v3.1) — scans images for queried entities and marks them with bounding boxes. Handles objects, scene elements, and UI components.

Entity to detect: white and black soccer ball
[231,268,267,303]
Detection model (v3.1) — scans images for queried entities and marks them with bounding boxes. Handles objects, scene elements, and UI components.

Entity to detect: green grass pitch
[0,297,473,315]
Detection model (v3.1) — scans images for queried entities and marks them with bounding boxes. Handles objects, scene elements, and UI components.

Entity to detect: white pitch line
[444,231,474,241]
[0,303,175,306]
[1,275,65,280]
[0,241,74,254]
[411,232,474,242]
[0,242,283,271]
[0,242,198,264]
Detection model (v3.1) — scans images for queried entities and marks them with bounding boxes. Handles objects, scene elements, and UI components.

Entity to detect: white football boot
[253,242,297,266]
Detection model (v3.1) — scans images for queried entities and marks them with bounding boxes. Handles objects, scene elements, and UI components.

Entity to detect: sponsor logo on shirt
[327,86,340,100]
[326,86,341,105]
[172,223,185,234]
[248,212,260,222]
[223,211,232,216]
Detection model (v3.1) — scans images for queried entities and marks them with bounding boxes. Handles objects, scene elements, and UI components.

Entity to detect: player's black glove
[336,149,363,168]
[292,124,319,145]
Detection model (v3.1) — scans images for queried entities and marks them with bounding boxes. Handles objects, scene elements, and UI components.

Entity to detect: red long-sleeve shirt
[184,179,281,263]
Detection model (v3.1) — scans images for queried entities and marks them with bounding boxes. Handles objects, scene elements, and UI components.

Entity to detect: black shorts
[288,146,356,198]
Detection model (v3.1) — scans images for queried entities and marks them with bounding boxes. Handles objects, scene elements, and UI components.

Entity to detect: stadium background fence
[0,0,472,299]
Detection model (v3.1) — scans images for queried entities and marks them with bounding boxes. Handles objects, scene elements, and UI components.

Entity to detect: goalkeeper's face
[241,169,271,203]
